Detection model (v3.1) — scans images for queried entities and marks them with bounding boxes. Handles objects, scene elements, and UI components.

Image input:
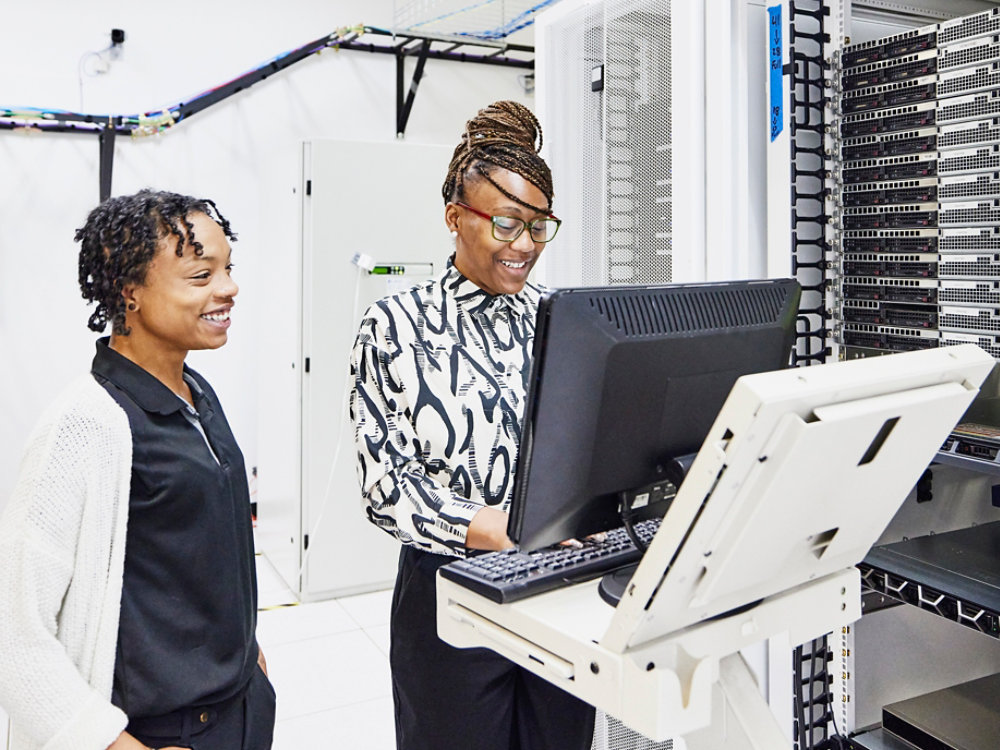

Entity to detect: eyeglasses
[455,201,562,243]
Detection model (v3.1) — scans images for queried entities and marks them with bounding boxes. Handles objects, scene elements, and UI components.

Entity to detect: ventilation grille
[941,227,1000,251]
[590,285,791,337]
[938,119,1000,149]
[939,38,1000,72]
[603,4,672,286]
[938,146,1000,174]
[591,710,673,750]
[940,281,1000,305]
[939,172,1000,199]
[942,332,1000,357]
[937,65,1000,98]
[938,8,1000,46]
[938,91,1000,124]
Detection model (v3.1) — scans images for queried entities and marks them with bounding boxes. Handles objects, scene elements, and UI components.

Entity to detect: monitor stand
[598,564,637,606]
[603,451,700,607]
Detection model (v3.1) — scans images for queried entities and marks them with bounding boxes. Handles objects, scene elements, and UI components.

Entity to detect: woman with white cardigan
[0,190,274,750]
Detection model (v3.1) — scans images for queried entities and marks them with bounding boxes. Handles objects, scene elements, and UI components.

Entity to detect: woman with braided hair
[351,101,596,750]
[0,190,275,750]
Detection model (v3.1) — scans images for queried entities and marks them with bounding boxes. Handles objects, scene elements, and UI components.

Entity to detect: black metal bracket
[340,28,533,138]
[98,122,116,201]
[397,39,432,137]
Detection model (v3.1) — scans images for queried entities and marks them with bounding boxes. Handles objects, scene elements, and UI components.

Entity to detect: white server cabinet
[535,0,705,288]
[259,139,452,600]
[534,0,765,291]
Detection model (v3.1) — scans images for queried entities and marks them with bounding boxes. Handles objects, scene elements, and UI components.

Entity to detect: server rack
[815,6,1000,750]
[832,7,1000,363]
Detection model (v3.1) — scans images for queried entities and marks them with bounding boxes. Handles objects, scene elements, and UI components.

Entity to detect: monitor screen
[507,279,801,552]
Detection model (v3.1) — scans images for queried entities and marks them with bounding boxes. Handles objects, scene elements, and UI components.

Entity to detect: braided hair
[442,100,554,214]
[76,189,237,335]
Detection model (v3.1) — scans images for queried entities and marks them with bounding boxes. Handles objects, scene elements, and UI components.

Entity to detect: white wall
[0,1,532,512]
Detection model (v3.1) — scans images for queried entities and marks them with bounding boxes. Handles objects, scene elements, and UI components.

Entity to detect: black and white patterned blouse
[350,259,543,556]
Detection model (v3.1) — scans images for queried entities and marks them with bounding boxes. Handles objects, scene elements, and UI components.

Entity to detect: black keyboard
[439,519,661,604]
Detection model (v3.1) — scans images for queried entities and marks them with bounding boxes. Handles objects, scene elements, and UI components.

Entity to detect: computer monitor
[507,279,802,552]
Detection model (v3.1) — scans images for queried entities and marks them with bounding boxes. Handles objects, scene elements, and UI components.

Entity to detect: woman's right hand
[107,732,147,750]
[465,506,515,551]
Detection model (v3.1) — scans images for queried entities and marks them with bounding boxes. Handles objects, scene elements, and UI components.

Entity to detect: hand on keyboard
[440,520,660,603]
[559,532,608,549]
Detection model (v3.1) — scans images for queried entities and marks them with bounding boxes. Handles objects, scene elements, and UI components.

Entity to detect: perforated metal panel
[941,226,1000,250]
[605,4,672,285]
[591,710,675,750]
[538,0,673,288]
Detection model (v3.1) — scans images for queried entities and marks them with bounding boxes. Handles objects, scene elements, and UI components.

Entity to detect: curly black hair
[76,189,237,335]
[442,100,554,213]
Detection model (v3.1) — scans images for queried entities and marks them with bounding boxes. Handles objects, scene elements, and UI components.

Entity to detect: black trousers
[391,546,596,750]
[126,666,276,750]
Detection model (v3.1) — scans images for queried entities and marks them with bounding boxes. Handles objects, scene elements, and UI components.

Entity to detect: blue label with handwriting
[769,5,783,142]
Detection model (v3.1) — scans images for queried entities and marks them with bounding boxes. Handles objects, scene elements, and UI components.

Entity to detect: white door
[300,139,452,599]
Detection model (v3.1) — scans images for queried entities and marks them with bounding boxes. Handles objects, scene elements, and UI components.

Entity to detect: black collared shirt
[91,338,258,719]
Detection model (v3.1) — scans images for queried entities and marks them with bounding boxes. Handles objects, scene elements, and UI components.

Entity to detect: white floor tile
[267,629,391,720]
[250,575,399,744]
[256,554,299,609]
[363,624,391,657]
[257,598,358,648]
[272,696,395,750]
[337,588,393,628]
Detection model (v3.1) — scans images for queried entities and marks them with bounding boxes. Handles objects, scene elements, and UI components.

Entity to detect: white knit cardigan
[0,376,131,750]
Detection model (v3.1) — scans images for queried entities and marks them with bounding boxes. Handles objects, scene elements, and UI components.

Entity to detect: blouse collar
[443,256,539,317]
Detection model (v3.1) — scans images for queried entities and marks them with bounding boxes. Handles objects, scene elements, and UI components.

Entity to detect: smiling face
[123,211,238,357]
[446,168,550,296]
